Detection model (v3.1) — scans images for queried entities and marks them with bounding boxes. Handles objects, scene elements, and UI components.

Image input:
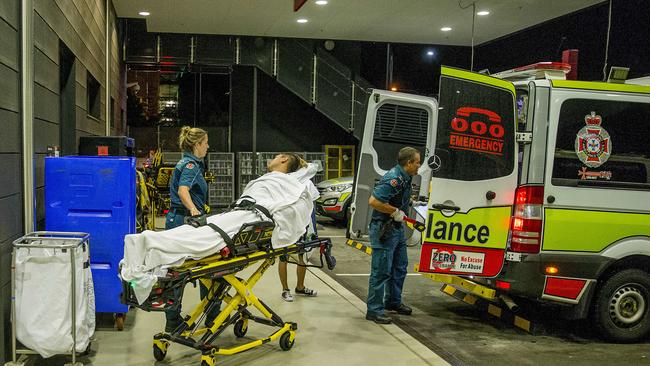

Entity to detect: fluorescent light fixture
[297,18,309,23]
[440,27,452,32]
[315,0,328,5]
[477,10,490,16]
[138,11,150,16]
[427,51,434,56]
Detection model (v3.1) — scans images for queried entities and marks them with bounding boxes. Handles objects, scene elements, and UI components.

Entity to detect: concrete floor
[315,219,650,366]
[15,217,650,365]
[19,218,448,366]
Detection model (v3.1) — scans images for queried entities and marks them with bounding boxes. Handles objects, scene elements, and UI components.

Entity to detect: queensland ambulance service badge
[575,111,611,168]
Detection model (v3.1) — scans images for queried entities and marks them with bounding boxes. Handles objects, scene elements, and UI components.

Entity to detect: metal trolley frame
[5,232,90,366]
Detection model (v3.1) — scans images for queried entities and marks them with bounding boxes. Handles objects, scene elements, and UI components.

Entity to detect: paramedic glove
[390,209,406,222]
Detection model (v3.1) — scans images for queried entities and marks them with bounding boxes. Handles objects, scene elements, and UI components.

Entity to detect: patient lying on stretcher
[120,153,320,304]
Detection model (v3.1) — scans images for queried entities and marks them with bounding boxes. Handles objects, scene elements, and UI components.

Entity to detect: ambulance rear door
[418,67,518,277]
[349,90,437,238]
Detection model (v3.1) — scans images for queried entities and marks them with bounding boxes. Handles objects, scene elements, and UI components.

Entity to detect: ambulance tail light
[509,185,544,253]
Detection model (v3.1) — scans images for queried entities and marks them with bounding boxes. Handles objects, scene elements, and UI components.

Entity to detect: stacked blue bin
[45,156,135,314]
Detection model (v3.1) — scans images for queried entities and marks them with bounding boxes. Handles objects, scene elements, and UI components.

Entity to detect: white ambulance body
[350,63,650,342]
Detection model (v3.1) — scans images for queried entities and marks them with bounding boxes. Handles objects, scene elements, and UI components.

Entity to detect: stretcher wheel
[200,354,217,366]
[279,331,295,351]
[115,313,125,331]
[233,319,248,338]
[153,344,167,361]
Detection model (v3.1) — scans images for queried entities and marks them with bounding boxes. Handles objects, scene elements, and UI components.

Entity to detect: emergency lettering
[449,134,503,155]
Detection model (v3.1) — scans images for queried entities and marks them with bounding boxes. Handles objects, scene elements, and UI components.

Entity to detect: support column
[22,0,35,232]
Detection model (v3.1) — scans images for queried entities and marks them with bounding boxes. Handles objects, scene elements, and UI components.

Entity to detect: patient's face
[267,154,287,172]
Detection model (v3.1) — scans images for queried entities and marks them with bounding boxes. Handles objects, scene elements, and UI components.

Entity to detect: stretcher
[121,218,336,366]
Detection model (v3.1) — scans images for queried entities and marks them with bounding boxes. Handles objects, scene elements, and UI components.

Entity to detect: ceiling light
[297,18,308,23]
[138,11,150,16]
[427,51,434,56]
[477,10,490,16]
[440,27,452,32]
[315,0,328,5]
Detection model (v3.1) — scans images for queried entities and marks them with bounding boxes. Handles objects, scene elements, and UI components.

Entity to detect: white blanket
[121,168,319,304]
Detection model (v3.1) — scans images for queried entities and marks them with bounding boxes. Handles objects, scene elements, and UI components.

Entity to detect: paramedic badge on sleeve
[186,162,195,169]
[575,111,611,168]
[390,179,398,187]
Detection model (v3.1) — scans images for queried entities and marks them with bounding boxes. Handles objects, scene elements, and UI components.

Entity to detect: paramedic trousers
[165,210,221,325]
[366,219,408,317]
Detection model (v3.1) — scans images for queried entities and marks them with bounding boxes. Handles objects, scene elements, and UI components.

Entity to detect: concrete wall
[0,0,124,360]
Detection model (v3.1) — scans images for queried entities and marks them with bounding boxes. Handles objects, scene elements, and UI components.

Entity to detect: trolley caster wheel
[233,319,248,338]
[279,331,295,351]
[200,354,217,366]
[115,313,125,331]
[153,340,169,361]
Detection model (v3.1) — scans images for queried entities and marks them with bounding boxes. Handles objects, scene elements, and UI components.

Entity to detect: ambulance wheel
[233,319,248,338]
[594,269,650,342]
[279,331,294,351]
[153,344,167,361]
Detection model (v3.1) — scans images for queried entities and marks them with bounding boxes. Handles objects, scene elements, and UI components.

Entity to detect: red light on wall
[495,280,511,290]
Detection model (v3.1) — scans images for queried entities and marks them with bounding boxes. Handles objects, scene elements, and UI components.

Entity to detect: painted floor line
[308,266,451,366]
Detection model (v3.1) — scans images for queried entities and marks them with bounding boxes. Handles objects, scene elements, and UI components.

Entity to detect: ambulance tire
[593,269,650,343]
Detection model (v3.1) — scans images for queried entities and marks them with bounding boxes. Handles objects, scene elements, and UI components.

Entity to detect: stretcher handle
[403,217,426,233]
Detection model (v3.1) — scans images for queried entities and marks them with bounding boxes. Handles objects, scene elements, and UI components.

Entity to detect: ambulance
[350,63,650,342]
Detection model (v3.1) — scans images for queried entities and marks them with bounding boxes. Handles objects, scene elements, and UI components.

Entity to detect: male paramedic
[366,147,420,324]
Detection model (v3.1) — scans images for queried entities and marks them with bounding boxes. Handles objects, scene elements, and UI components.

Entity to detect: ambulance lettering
[449,107,505,155]
[426,212,490,244]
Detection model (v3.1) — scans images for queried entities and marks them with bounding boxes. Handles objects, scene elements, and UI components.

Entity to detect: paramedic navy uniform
[165,151,219,329]
[366,164,412,317]
[165,152,208,229]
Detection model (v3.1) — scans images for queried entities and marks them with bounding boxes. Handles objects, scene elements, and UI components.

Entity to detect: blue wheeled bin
[45,156,135,329]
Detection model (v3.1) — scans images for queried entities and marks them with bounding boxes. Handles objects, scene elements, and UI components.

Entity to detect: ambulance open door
[349,90,437,239]
[418,67,517,277]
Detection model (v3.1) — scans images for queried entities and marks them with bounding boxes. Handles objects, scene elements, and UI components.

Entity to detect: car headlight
[328,184,352,192]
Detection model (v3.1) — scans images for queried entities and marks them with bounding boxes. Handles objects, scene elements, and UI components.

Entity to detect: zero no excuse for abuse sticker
[430,249,486,273]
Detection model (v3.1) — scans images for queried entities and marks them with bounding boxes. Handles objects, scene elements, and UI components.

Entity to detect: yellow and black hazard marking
[346,239,372,255]
[440,284,536,334]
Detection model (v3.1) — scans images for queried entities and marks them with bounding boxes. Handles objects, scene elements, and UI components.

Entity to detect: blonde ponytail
[178,126,207,152]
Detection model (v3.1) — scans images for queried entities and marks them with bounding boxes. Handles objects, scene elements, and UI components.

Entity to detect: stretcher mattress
[121,168,319,304]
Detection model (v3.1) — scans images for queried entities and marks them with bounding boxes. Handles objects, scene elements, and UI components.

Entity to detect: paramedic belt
[376,219,401,241]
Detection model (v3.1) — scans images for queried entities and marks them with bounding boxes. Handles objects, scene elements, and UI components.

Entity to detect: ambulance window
[552,99,650,189]
[434,77,516,181]
[372,103,428,170]
[516,91,528,128]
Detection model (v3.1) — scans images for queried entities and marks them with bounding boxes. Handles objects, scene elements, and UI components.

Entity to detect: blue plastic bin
[45,156,135,313]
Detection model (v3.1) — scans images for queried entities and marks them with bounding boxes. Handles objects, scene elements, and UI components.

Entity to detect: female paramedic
[164,126,220,332]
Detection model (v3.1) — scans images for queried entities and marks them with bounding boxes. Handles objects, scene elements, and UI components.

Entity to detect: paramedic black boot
[365,313,392,324]
[386,304,412,315]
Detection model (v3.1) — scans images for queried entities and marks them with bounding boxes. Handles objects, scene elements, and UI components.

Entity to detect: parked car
[315,176,353,223]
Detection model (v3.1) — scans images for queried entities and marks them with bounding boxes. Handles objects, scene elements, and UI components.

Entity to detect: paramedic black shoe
[365,313,392,324]
[386,303,412,315]
[295,287,317,297]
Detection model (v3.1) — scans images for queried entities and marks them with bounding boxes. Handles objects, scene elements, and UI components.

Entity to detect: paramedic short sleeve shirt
[371,164,412,221]
[170,152,208,211]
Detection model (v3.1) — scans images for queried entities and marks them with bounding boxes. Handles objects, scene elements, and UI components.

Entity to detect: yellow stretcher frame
[125,238,334,366]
